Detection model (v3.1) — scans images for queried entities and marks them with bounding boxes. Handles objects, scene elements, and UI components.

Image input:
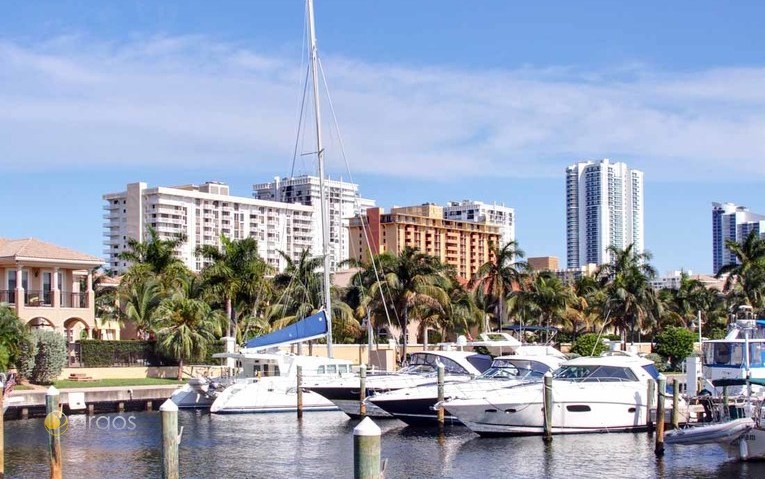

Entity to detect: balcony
[2,290,90,309]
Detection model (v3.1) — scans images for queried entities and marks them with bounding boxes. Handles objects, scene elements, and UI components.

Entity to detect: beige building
[0,238,109,342]
[527,256,560,272]
[349,204,501,280]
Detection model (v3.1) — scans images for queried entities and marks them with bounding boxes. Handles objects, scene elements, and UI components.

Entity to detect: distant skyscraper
[712,202,765,274]
[566,159,644,268]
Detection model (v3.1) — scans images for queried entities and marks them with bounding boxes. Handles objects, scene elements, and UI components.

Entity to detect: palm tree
[154,288,226,380]
[197,236,270,337]
[371,247,451,361]
[270,249,359,343]
[597,244,659,344]
[471,241,527,332]
[119,278,162,339]
[717,231,765,312]
[523,272,574,343]
[118,226,190,293]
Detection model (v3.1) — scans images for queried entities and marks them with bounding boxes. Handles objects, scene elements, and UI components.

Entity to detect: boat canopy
[712,377,765,388]
[244,311,328,350]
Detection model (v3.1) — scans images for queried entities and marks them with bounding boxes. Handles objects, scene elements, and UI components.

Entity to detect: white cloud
[1,35,764,181]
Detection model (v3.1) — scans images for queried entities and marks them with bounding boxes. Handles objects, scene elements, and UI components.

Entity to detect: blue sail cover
[244,311,328,350]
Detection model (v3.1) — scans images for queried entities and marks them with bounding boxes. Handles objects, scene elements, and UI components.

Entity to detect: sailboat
[172,0,350,413]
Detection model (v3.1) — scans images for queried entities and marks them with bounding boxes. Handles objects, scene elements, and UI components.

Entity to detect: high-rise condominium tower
[712,202,765,274]
[566,159,644,268]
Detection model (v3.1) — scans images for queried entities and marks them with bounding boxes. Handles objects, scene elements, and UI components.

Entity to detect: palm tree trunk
[402,306,409,364]
[226,297,233,338]
[177,358,184,381]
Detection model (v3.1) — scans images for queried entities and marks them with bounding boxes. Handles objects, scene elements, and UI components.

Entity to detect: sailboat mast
[307,0,333,358]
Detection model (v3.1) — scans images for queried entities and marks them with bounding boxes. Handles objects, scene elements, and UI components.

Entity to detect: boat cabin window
[404,354,471,375]
[466,354,493,373]
[554,365,639,382]
[703,342,745,367]
[641,364,660,380]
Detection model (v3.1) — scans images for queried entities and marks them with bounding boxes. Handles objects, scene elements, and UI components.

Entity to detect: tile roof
[0,238,103,264]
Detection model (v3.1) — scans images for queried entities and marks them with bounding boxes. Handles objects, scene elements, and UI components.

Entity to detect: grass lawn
[53,377,182,389]
[13,384,34,390]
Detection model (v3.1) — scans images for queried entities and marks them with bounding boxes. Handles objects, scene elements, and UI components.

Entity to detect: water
[5,411,764,478]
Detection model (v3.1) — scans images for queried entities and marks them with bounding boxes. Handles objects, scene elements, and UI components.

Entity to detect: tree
[597,244,659,344]
[119,278,162,339]
[371,247,451,361]
[0,305,30,368]
[471,241,527,331]
[154,288,226,380]
[717,231,765,313]
[519,272,573,342]
[118,226,191,294]
[570,332,608,357]
[654,326,696,371]
[197,236,270,337]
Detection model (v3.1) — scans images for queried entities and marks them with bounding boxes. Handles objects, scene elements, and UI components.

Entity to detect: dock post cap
[544,371,553,378]
[354,417,381,437]
[46,385,60,396]
[657,374,666,381]
[160,399,179,412]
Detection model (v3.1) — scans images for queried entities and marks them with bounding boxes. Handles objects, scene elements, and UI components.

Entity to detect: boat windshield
[553,365,639,382]
[478,359,549,381]
[398,353,471,376]
[703,341,765,367]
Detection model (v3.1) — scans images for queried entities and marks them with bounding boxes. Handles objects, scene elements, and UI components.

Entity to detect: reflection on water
[4,411,764,478]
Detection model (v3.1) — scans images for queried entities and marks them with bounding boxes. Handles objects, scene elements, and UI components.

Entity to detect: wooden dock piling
[296,365,304,419]
[160,399,179,479]
[354,417,382,479]
[359,364,367,417]
[646,380,655,434]
[655,375,666,456]
[671,378,680,429]
[543,372,553,442]
[437,363,445,428]
[45,386,63,479]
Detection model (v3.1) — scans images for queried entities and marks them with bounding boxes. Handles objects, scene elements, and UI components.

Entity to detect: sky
[2,1,765,275]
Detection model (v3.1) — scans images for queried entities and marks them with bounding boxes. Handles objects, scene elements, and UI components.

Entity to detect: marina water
[5,410,764,478]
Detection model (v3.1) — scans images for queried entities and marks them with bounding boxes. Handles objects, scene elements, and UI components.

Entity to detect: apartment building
[253,175,375,271]
[712,202,765,274]
[443,200,515,247]
[566,159,644,268]
[348,204,501,280]
[103,181,314,273]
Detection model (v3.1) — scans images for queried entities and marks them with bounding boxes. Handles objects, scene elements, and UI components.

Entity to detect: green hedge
[79,340,178,367]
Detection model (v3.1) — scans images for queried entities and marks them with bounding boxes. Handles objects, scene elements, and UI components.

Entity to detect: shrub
[17,336,37,379]
[570,333,608,356]
[654,327,696,371]
[79,340,178,367]
[30,330,67,384]
[0,344,9,371]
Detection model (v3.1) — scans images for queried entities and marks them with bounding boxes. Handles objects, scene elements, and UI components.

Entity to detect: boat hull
[445,381,649,436]
[170,384,215,409]
[210,378,338,414]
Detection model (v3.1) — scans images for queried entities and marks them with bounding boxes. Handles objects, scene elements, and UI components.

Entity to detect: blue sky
[2,1,765,275]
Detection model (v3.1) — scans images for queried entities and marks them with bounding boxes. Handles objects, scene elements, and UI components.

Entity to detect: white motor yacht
[443,353,660,436]
[368,347,566,426]
[306,350,494,418]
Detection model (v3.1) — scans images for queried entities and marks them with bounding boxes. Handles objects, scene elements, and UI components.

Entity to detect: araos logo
[43,411,69,437]
[87,415,137,431]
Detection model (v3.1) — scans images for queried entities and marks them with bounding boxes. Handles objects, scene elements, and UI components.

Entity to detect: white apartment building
[712,202,765,274]
[253,176,375,271]
[566,159,644,268]
[103,181,314,273]
[443,200,515,247]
